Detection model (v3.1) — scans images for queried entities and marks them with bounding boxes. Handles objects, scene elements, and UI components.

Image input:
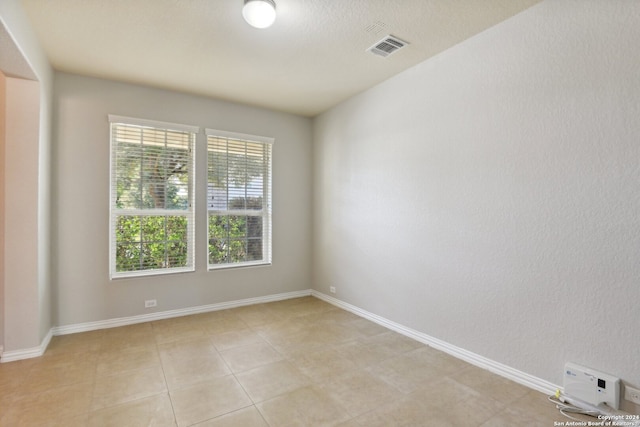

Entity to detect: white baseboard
[311,290,560,396]
[1,287,561,399]
[0,328,53,363]
[1,290,311,363]
[53,289,312,336]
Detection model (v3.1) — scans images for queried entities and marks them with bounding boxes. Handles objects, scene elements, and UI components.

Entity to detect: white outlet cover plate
[625,385,640,405]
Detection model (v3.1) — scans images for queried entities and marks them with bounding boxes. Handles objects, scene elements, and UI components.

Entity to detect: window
[206,129,273,269]
[109,115,197,278]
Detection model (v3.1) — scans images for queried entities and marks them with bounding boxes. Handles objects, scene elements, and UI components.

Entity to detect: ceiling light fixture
[242,0,277,29]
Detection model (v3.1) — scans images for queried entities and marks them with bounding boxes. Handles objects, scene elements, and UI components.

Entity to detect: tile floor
[0,296,573,426]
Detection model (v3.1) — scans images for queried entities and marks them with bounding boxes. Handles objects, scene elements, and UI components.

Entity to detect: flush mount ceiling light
[242,0,277,29]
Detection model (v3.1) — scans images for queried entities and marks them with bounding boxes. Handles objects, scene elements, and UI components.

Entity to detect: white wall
[53,73,312,326]
[313,0,640,412]
[0,0,53,355]
[0,71,5,351]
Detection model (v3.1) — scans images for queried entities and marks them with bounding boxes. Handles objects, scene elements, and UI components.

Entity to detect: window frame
[109,115,198,279]
[206,128,273,270]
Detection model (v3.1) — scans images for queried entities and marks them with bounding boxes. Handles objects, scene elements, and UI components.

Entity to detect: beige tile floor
[0,296,573,426]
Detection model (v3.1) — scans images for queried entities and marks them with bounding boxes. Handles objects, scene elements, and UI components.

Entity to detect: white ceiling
[20,0,541,117]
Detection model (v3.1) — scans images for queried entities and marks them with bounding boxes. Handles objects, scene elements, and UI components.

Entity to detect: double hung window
[109,116,197,278]
[206,129,273,269]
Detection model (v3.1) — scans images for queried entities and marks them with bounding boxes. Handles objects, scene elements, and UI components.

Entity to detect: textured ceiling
[20,0,541,117]
[0,20,37,80]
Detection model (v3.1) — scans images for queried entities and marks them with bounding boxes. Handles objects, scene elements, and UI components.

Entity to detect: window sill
[208,261,271,271]
[110,267,195,280]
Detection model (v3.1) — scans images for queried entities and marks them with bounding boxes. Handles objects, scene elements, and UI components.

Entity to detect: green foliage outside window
[115,143,190,211]
[112,125,270,274]
[208,197,263,265]
[207,137,270,267]
[112,123,193,275]
[115,215,188,272]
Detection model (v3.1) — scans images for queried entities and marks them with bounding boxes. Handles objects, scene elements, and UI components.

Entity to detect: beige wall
[0,0,54,357]
[53,73,313,326]
[3,77,41,351]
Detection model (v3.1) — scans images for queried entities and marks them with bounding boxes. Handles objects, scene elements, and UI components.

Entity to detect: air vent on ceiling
[367,35,408,58]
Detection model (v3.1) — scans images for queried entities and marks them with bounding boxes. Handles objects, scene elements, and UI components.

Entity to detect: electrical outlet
[626,385,640,405]
[145,299,157,308]
[329,286,336,294]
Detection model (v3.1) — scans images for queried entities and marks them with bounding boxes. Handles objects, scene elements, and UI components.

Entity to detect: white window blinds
[206,128,273,268]
[109,116,197,278]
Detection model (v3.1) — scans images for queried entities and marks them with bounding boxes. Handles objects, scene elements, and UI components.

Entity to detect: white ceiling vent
[367,35,408,58]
